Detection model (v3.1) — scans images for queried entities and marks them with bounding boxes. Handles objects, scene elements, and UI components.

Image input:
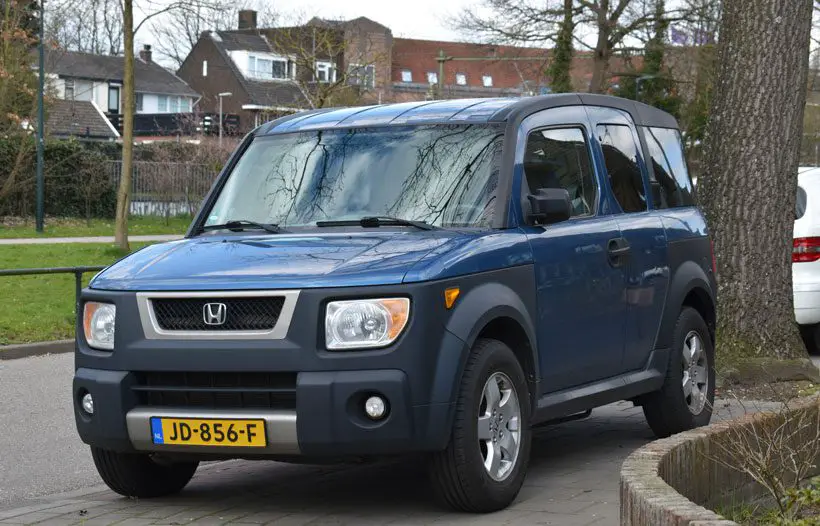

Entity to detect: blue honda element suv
[74,94,717,512]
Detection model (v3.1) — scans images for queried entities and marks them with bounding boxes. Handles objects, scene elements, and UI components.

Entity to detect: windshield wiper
[199,220,281,234]
[316,216,437,231]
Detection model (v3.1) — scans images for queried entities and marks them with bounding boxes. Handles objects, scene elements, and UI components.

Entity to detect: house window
[482,75,493,87]
[249,55,288,80]
[135,93,143,112]
[426,72,438,85]
[202,60,208,77]
[157,95,168,112]
[108,85,120,113]
[401,70,412,82]
[456,73,467,86]
[316,61,336,83]
[64,79,74,100]
[271,60,287,79]
[348,64,375,89]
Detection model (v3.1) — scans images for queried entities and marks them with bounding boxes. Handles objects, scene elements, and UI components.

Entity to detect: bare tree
[264,18,390,109]
[699,0,814,360]
[454,0,682,93]
[114,0,134,250]
[149,0,277,68]
[114,0,223,250]
[47,0,123,54]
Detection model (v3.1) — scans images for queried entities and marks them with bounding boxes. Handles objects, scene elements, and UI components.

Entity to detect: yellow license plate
[150,417,266,447]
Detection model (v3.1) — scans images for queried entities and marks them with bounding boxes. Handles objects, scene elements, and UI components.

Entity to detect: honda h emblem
[203,303,227,326]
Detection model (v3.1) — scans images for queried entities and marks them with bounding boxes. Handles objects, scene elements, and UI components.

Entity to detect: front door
[519,107,628,394]
[586,107,670,372]
[108,85,121,114]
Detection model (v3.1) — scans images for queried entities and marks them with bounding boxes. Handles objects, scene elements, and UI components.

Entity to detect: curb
[0,340,73,360]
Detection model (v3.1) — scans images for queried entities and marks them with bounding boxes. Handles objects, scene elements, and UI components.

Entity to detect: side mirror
[526,188,572,226]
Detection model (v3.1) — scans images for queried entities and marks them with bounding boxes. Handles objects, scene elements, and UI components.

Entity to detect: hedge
[0,138,231,220]
[0,137,116,218]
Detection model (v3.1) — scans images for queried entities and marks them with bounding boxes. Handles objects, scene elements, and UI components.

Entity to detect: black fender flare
[429,281,539,407]
[655,260,716,351]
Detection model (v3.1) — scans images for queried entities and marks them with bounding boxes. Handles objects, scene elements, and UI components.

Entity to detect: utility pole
[35,0,45,233]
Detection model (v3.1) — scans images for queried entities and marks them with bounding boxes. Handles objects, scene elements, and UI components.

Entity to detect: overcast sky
[247,0,472,41]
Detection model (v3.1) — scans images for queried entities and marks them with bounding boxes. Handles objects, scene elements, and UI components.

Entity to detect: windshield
[204,124,503,229]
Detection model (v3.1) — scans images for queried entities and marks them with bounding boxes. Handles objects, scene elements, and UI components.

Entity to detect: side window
[644,126,695,208]
[596,124,646,213]
[523,127,596,217]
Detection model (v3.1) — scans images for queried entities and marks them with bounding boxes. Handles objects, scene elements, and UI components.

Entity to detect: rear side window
[596,124,646,213]
[523,127,597,217]
[797,185,807,219]
[643,127,695,208]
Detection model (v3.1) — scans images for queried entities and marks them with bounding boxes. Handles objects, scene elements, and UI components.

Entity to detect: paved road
[0,354,98,507]
[0,353,790,525]
[0,235,181,245]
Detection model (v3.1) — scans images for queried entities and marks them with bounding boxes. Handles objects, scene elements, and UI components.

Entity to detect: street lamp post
[217,92,232,147]
[35,0,45,233]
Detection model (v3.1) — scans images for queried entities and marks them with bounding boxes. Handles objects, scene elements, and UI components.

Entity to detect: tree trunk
[588,3,611,94]
[114,0,134,252]
[547,0,575,93]
[699,0,813,360]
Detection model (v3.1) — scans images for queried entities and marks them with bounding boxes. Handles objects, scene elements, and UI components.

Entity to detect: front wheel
[91,447,198,498]
[642,307,715,438]
[428,338,532,512]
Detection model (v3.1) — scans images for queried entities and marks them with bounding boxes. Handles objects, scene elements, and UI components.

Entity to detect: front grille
[151,297,285,331]
[132,371,297,410]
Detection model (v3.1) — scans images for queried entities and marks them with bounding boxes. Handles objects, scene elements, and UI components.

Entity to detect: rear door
[585,106,670,372]
[519,106,628,393]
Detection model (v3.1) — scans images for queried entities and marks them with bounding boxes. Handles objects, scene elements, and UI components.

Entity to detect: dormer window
[315,61,336,83]
[248,54,289,80]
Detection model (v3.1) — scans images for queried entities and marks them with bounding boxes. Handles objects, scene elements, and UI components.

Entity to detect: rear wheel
[91,447,198,498]
[642,307,715,438]
[428,338,531,512]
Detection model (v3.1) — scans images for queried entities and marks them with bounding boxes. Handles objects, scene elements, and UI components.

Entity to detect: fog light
[364,395,386,420]
[81,393,94,415]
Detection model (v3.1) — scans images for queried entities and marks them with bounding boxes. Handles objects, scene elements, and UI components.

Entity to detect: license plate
[150,417,267,447]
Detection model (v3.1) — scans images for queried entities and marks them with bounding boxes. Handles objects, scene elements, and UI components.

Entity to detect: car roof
[258,94,679,135]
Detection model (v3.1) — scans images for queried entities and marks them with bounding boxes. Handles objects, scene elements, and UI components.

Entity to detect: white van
[794,166,820,354]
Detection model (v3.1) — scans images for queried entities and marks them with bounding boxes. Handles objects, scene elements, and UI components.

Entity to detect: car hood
[89,231,467,291]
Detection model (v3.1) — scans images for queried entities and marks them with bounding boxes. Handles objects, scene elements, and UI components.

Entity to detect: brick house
[178,11,638,133]
[43,47,200,140]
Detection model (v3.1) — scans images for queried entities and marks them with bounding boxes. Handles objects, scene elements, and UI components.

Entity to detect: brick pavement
[0,400,778,526]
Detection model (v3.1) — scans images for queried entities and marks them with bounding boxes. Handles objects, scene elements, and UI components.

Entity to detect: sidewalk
[0,235,182,245]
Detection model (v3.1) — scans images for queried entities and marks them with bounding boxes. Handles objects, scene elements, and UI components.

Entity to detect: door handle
[607,238,631,265]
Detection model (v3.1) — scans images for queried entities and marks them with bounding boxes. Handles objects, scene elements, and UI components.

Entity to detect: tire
[799,324,820,355]
[642,307,715,439]
[428,338,532,513]
[91,447,198,498]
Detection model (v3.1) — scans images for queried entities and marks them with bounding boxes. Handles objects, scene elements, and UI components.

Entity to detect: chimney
[139,44,152,63]
[238,10,257,30]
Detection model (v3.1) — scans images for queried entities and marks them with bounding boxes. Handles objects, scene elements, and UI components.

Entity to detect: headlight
[325,298,410,350]
[83,302,116,350]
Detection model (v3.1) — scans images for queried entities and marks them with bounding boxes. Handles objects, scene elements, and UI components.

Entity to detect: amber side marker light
[444,287,460,309]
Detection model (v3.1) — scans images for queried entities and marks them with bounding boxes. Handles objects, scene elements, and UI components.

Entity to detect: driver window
[524,127,596,217]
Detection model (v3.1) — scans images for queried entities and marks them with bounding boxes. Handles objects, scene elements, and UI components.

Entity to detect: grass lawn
[0,243,150,345]
[0,216,192,238]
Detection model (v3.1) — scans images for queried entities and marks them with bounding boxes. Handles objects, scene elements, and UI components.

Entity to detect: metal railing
[0,266,106,310]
